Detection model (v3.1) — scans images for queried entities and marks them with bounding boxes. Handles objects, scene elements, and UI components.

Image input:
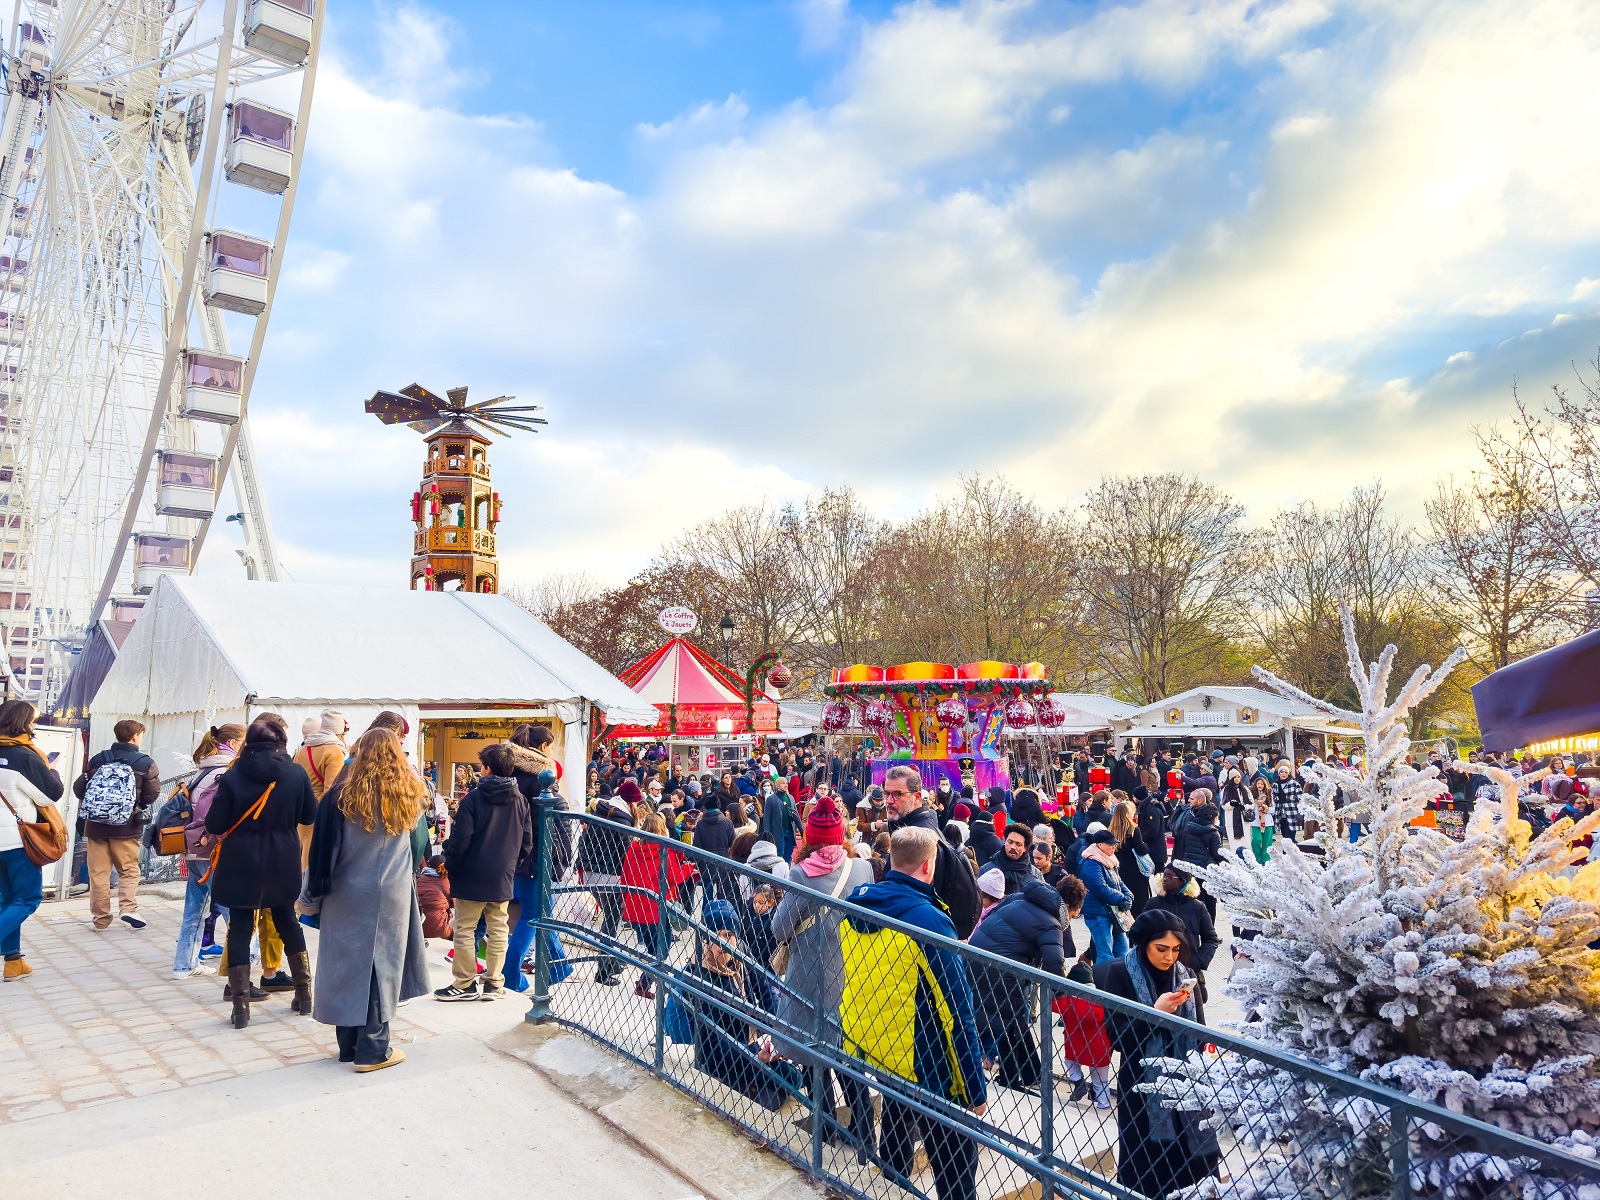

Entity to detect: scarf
[1083,842,1119,871]
[1121,947,1198,1142]
[0,734,39,752]
[303,730,345,749]
[797,845,847,878]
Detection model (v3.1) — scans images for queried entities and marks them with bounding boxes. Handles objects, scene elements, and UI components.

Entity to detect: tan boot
[3,957,30,982]
[288,950,313,1015]
[227,965,252,1029]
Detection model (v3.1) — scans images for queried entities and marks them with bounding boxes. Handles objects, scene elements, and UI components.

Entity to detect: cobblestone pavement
[0,893,429,1124]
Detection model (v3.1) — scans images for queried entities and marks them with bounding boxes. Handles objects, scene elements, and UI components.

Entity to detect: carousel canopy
[1473,629,1600,752]
[611,636,778,738]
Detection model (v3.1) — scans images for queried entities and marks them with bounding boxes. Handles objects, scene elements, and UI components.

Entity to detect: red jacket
[1052,992,1111,1068]
[620,840,696,925]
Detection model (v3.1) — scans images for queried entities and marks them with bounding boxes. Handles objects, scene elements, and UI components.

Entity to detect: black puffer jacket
[445,775,531,903]
[692,808,736,857]
[0,740,63,804]
[575,800,633,878]
[1172,817,1223,869]
[967,814,1003,865]
[969,877,1066,976]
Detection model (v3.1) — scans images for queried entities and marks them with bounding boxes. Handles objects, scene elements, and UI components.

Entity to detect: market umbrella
[1471,629,1600,752]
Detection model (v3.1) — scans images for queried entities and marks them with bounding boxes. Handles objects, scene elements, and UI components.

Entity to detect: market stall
[89,575,655,791]
[1472,628,1600,756]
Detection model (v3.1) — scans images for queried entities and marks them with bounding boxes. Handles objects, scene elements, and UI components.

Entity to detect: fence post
[524,790,556,1025]
[1038,981,1055,1200]
[654,839,668,1070]
[1391,1104,1412,1200]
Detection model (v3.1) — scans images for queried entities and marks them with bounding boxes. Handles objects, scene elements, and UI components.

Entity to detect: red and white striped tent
[608,637,779,739]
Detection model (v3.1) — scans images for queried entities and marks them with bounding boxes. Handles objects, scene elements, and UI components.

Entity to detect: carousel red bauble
[1033,696,1067,729]
[1003,696,1036,726]
[862,698,898,731]
[821,701,852,733]
[767,662,792,691]
[935,696,968,728]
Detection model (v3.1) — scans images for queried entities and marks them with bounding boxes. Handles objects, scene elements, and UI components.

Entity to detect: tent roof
[1472,629,1600,751]
[91,576,656,723]
[618,637,751,707]
[1122,685,1324,722]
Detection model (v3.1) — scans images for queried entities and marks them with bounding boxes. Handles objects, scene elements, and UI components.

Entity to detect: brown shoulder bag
[1,789,69,866]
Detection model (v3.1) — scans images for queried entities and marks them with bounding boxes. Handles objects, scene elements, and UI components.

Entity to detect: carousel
[821,660,1063,793]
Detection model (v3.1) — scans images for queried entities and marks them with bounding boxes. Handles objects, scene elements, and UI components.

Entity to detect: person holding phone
[1096,909,1220,1198]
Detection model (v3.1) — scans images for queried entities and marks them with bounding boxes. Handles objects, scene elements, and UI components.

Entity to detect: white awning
[1120,724,1287,738]
[92,575,656,725]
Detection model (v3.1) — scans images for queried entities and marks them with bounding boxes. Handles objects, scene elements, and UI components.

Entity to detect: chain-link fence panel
[521,811,1600,1200]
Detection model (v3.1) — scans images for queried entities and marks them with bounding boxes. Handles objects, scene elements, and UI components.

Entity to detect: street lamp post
[718,612,734,664]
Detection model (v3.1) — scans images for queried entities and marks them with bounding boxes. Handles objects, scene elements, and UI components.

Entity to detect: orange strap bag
[199,783,274,884]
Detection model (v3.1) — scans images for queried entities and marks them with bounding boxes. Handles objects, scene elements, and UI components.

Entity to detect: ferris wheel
[0,0,321,706]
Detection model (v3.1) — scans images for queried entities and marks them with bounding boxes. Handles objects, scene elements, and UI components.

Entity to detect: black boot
[223,977,268,1000]
[1069,1077,1089,1103]
[288,950,313,1015]
[228,965,252,1029]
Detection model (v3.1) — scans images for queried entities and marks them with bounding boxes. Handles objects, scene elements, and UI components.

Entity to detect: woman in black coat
[968,876,1067,1092]
[205,714,317,1028]
[1144,867,1221,1021]
[1096,909,1220,1198]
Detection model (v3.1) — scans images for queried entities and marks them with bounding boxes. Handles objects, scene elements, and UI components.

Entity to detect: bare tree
[1503,361,1600,591]
[1081,474,1246,702]
[779,487,890,681]
[1254,484,1464,730]
[872,476,1085,674]
[1425,434,1579,671]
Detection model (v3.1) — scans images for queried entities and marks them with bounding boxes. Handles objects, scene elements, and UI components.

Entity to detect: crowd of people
[0,709,1591,1200]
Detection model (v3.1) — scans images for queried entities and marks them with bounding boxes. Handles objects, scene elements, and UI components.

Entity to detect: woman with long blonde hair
[1110,799,1152,916]
[299,728,430,1072]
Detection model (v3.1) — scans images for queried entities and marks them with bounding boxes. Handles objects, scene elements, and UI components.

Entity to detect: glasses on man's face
[884,788,911,799]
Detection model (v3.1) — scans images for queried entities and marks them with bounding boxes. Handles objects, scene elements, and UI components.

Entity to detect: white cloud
[238,0,1600,592]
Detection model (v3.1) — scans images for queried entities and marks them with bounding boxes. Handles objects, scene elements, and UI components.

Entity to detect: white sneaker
[171,965,205,979]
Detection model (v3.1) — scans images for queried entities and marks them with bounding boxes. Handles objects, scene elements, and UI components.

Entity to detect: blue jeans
[1085,912,1127,964]
[0,846,43,958]
[505,875,538,993]
[173,872,213,972]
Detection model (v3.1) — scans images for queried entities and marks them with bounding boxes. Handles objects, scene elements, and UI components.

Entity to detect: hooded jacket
[444,774,532,903]
[204,742,317,910]
[692,807,736,857]
[966,813,1004,865]
[840,870,987,1109]
[887,803,981,939]
[968,876,1066,976]
[1172,814,1223,870]
[508,745,572,881]
[575,799,633,879]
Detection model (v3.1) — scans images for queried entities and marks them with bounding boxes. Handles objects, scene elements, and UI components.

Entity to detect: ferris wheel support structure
[87,0,239,626]
[188,7,320,581]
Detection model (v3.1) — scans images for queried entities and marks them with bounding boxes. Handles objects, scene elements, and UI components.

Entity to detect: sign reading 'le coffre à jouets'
[657,606,697,635]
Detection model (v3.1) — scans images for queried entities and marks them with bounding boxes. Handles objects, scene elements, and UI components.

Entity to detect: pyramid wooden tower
[364,383,546,593]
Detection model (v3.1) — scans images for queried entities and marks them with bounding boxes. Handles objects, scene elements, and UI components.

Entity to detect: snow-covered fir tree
[1162,606,1600,1199]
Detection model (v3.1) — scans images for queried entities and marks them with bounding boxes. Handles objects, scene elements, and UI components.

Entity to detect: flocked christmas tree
[1161,605,1600,1199]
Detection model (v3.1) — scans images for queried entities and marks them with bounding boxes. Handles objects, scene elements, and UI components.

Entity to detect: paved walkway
[0,893,707,1200]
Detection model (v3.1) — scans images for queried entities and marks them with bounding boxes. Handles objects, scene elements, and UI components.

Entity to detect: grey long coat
[770,855,874,1062]
[307,820,430,1027]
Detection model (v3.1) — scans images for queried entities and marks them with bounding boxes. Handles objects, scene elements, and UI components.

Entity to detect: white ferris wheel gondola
[0,0,322,705]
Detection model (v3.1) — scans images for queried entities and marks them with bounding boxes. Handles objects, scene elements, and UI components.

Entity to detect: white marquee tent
[90,576,657,784]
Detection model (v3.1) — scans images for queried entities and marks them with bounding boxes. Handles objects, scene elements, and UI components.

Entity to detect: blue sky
[214,0,1600,589]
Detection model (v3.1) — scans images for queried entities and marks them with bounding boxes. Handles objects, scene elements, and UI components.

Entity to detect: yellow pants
[217,909,284,975]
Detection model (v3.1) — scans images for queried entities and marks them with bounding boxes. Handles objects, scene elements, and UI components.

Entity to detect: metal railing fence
[522,807,1600,1200]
